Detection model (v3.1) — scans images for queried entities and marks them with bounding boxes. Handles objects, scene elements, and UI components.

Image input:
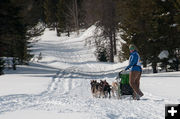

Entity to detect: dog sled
[114,70,133,99]
[90,71,134,99]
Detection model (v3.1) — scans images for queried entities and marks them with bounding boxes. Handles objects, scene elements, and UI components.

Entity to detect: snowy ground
[0,26,180,119]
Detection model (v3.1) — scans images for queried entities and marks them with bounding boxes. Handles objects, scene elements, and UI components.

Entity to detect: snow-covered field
[0,26,180,119]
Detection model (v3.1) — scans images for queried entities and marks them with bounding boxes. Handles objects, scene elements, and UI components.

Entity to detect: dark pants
[129,71,143,96]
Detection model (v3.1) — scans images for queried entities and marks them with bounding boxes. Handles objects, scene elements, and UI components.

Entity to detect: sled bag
[120,74,129,84]
[120,74,133,95]
[120,83,133,95]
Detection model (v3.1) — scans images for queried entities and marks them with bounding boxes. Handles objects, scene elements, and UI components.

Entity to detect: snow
[0,110,93,119]
[142,72,180,99]
[0,63,57,96]
[170,24,178,27]
[0,25,180,119]
[0,75,50,96]
[158,50,169,59]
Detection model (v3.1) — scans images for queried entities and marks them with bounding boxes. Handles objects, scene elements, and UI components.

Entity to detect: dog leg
[111,87,115,98]
[109,91,111,99]
[116,90,120,99]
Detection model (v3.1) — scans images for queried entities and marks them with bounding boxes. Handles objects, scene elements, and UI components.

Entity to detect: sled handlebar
[115,70,126,81]
[119,70,125,75]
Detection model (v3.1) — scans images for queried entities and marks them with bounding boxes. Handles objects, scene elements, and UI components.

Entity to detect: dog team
[90,79,120,99]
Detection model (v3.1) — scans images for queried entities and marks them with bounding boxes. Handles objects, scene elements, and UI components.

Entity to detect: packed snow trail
[0,27,180,119]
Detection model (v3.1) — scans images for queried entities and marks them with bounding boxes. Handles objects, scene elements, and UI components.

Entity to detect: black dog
[100,80,111,98]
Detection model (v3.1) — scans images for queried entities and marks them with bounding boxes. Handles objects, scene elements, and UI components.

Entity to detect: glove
[125,67,129,71]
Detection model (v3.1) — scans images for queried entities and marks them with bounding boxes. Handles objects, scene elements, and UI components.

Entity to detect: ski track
[0,30,180,119]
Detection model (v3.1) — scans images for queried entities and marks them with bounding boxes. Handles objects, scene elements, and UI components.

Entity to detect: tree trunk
[12,58,16,70]
[175,57,179,71]
[113,31,117,55]
[67,25,70,37]
[75,0,79,35]
[73,0,79,35]
[67,30,70,37]
[56,28,61,37]
[142,58,147,67]
[152,60,157,73]
[109,31,114,62]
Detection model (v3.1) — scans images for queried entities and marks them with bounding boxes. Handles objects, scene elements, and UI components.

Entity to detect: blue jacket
[125,50,142,72]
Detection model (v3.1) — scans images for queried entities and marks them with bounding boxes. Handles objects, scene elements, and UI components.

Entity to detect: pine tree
[0,0,38,66]
[116,0,180,72]
[96,46,108,62]
[83,0,117,62]
[43,0,58,29]
[56,0,68,36]
[0,0,22,58]
[0,58,5,75]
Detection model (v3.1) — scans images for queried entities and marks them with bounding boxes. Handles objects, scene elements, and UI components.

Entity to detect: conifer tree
[56,0,68,36]
[116,0,180,72]
[0,0,41,66]
[43,0,58,29]
[0,58,5,75]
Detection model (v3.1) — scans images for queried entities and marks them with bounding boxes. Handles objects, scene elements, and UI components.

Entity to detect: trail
[0,27,180,119]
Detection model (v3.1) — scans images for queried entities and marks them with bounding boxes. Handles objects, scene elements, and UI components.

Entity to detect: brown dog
[90,80,111,98]
[90,80,97,97]
[90,80,102,98]
[111,81,120,99]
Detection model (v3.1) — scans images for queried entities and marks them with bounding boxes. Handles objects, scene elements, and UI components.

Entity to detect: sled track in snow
[0,66,90,114]
[0,65,179,118]
[0,66,175,119]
